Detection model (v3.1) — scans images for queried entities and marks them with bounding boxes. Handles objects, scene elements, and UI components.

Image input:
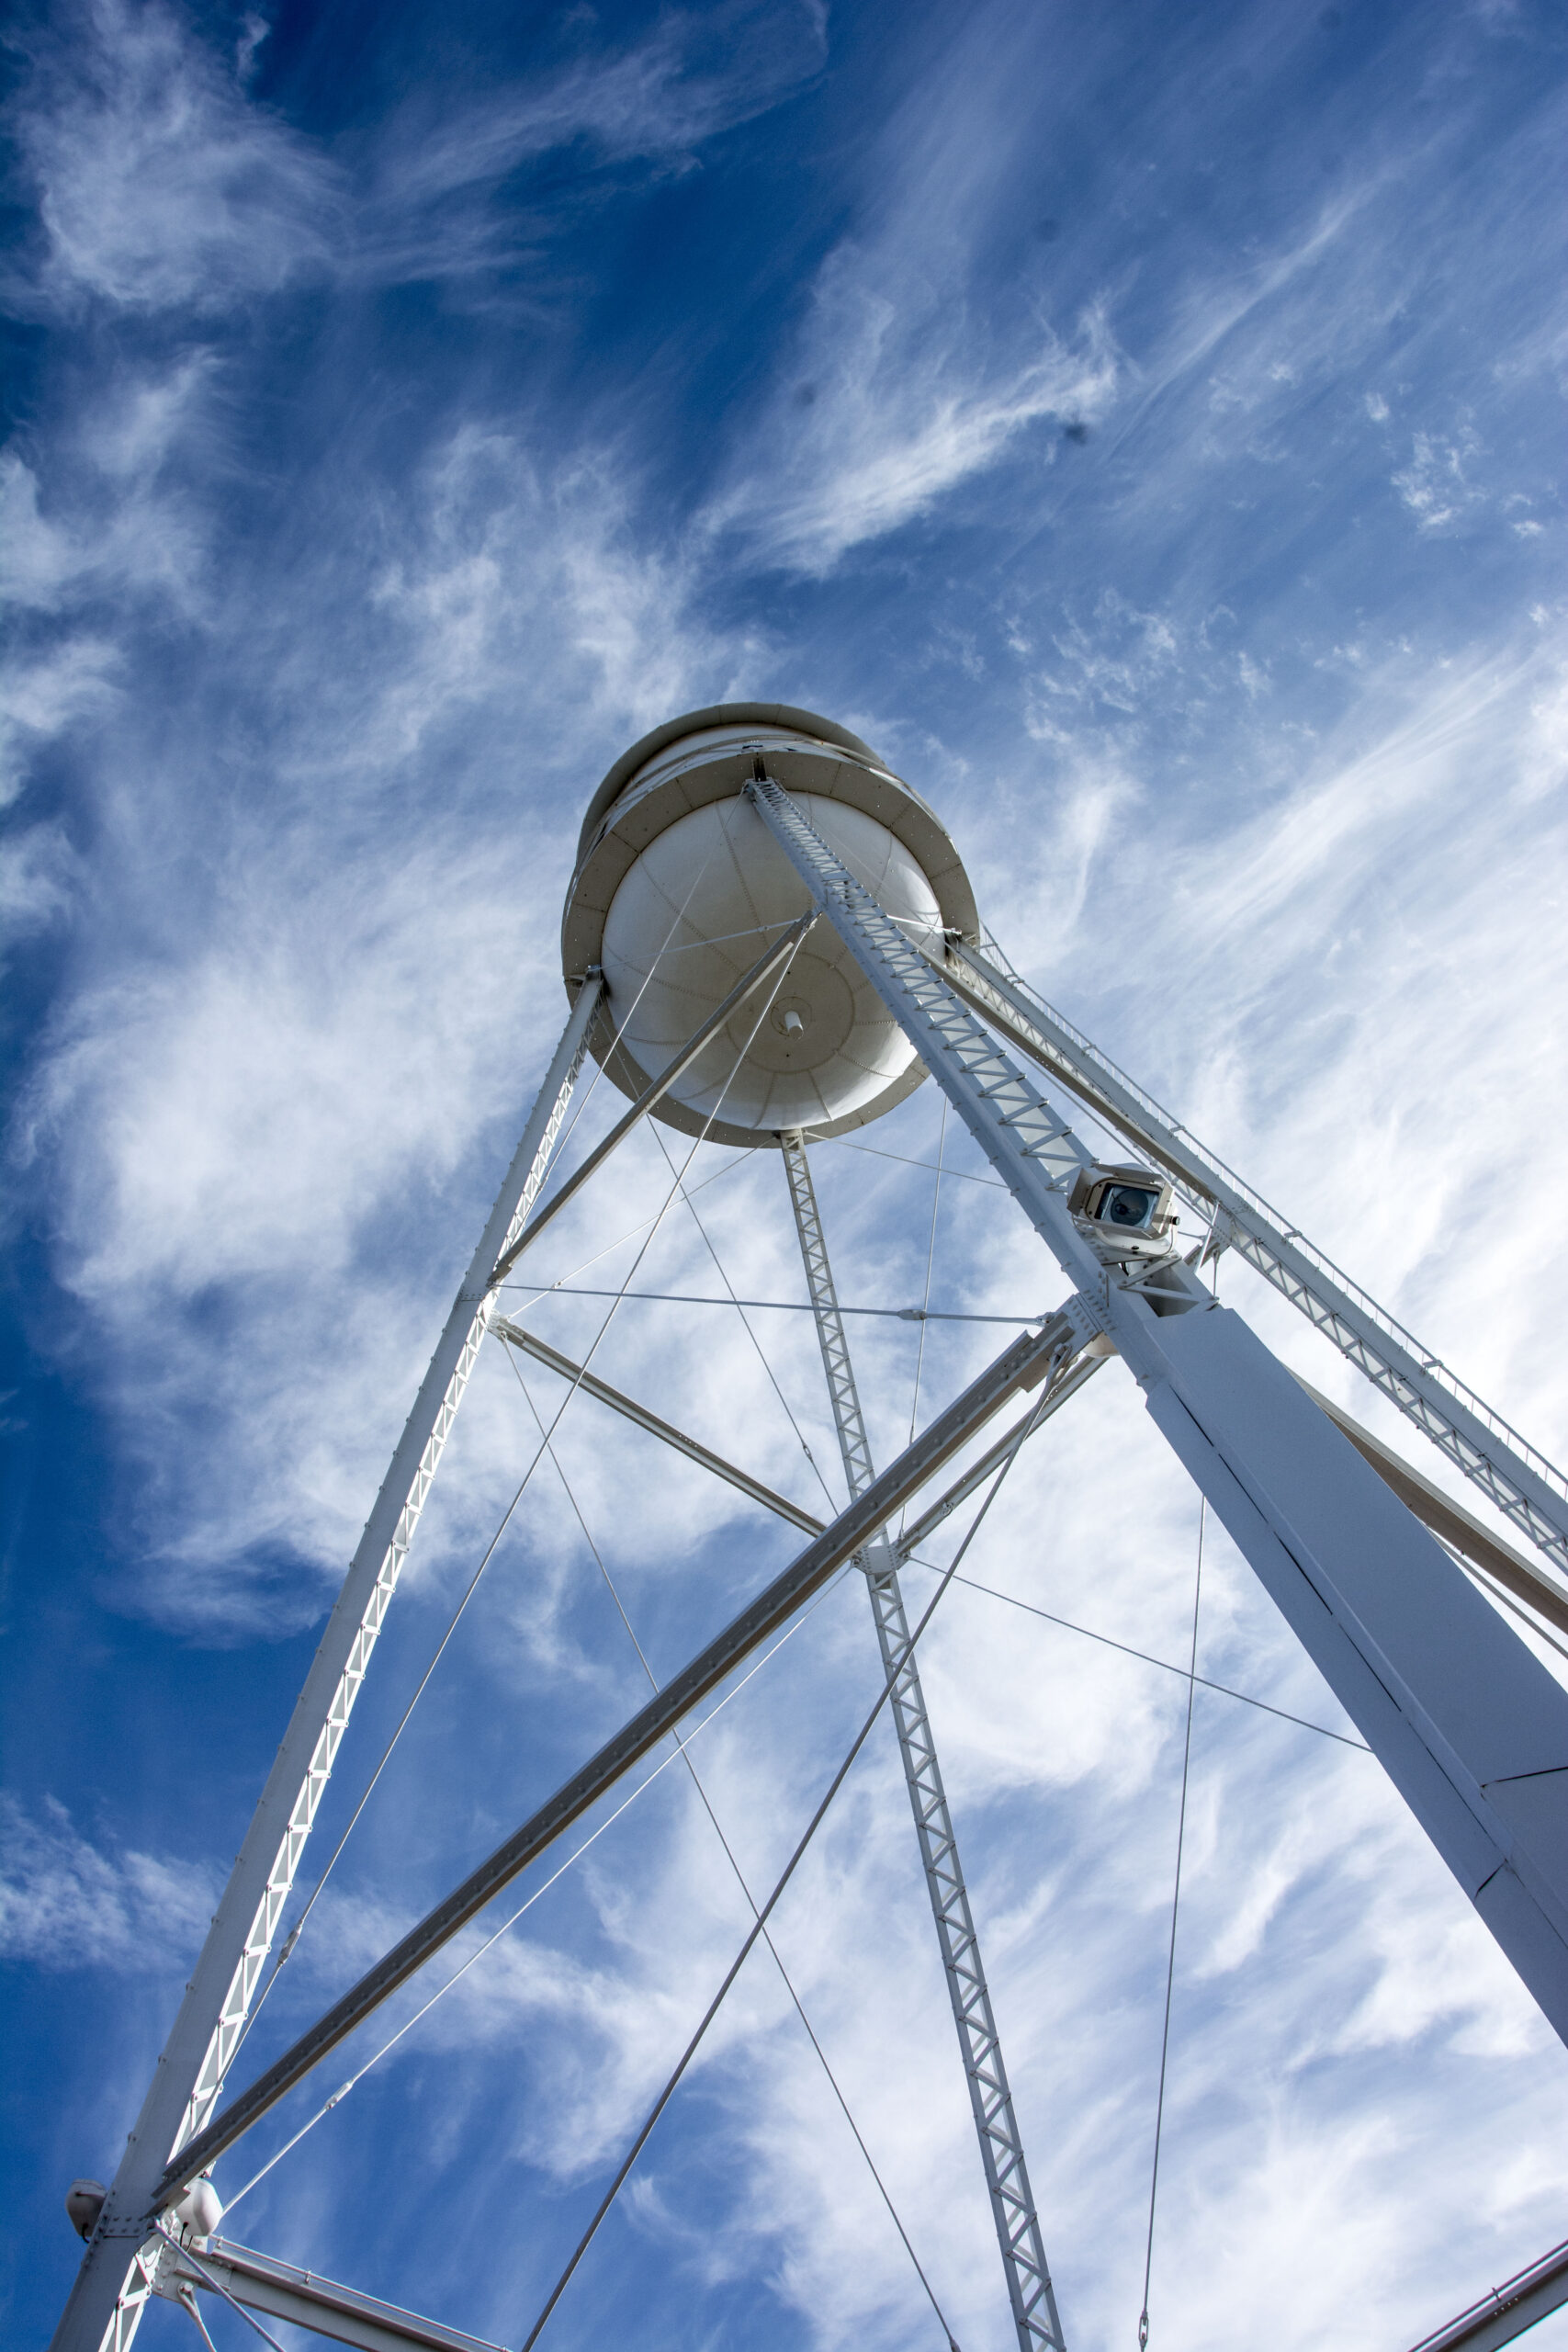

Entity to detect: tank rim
[577,702,883,872]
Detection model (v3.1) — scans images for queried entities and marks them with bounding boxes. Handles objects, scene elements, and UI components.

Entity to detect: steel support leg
[747,772,1568,2052]
[779,1131,1065,2352]
[943,939,1568,1580]
[51,978,604,2352]
[156,1318,1081,2199]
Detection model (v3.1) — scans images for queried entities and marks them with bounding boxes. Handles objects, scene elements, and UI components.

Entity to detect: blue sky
[5,2,1568,2348]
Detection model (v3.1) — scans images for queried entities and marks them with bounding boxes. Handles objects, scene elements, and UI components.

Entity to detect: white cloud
[2,411,774,1632]
[11,5,1568,2338]
[236,13,270,84]
[17,0,339,313]
[0,636,120,805]
[1393,424,1485,531]
[0,819,79,941]
[363,430,741,765]
[0,452,84,611]
[13,0,826,316]
[710,262,1120,572]
[0,362,216,631]
[380,3,827,211]
[0,1794,220,1971]
[78,352,217,482]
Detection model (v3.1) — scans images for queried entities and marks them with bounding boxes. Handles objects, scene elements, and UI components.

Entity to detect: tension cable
[509,1348,959,2348]
[517,1380,1049,2352]
[1137,1485,1208,2348]
[219,1550,863,2215]
[647,1119,840,1515]
[220,936,814,2190]
[900,1556,1368,1750]
[232,898,803,2056]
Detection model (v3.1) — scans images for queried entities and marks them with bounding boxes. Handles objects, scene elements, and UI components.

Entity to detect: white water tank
[561,706,977,1148]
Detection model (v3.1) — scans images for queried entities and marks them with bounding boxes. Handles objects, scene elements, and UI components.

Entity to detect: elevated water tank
[562,705,978,1148]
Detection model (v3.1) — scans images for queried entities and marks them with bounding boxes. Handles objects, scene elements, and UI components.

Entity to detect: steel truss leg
[942,939,1568,1582]
[745,774,1568,2052]
[51,979,605,2352]
[779,1131,1065,2352]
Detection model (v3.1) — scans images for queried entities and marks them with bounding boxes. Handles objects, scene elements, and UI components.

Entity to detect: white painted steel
[1404,2236,1568,2352]
[489,916,816,1289]
[172,2238,506,2352]
[574,706,885,868]
[946,939,1568,1580]
[154,1321,1083,2200]
[780,1133,1065,2352]
[747,774,1568,2052]
[601,792,942,1136]
[492,1316,823,1534]
[56,712,1568,2352]
[51,979,604,2352]
[563,704,978,1148]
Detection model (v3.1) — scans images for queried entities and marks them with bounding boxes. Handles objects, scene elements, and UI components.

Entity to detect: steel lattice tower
[50,706,1568,2352]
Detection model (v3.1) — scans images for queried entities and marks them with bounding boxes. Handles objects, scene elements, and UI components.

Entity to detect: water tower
[558,707,1059,2346]
[50,708,1568,2352]
[562,704,976,1142]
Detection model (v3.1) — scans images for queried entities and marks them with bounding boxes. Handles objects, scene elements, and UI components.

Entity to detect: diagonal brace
[156,1312,1088,2204]
[897,1350,1109,1561]
[491,1317,822,1535]
[490,915,815,1288]
[498,1314,1110,1566]
[169,2238,504,2352]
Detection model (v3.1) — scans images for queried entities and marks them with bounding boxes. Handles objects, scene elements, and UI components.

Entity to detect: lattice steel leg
[750,770,1568,2059]
[51,979,604,2352]
[780,1132,1066,2352]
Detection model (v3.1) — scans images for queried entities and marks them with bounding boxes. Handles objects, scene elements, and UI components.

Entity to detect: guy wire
[231,860,784,2051]
[517,1374,1055,2352]
[218,1555,863,2216]
[508,1351,961,2348]
[1137,1259,1219,2347]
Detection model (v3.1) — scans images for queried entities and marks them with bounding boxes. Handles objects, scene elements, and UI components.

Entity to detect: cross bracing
[51,753,1568,2352]
[152,1317,1086,2205]
[747,776,1568,2045]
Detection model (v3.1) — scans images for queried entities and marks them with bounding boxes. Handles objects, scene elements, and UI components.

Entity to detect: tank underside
[562,706,978,1148]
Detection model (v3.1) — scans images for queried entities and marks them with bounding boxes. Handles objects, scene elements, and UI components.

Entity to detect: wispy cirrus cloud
[10,0,340,314]
[10,0,827,317]
[0,636,120,807]
[2,403,764,1631]
[8,0,1568,2345]
[711,282,1120,573]
[1393,424,1487,532]
[0,1794,220,1971]
[380,1,827,209]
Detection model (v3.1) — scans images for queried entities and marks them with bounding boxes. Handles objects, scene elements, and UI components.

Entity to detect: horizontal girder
[154,1310,1089,2206]
[491,1317,821,1534]
[172,2239,502,2352]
